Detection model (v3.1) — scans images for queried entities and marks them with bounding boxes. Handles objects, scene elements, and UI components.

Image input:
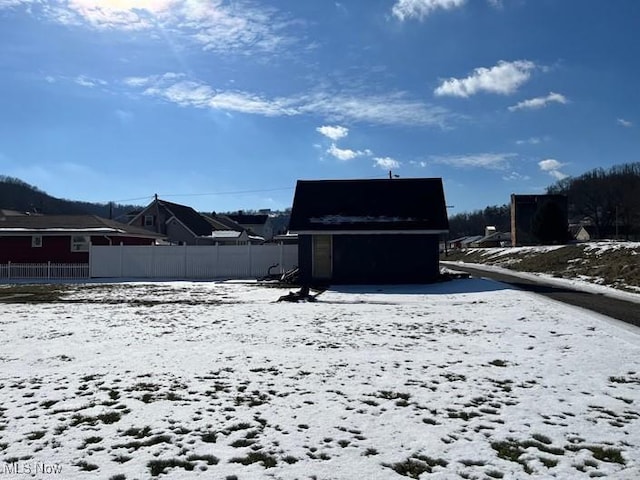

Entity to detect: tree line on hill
[0,176,293,232]
[0,176,141,219]
[447,162,640,241]
[546,162,640,239]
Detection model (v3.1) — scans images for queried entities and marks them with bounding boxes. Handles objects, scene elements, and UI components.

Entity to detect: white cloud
[140,78,298,116]
[432,153,516,170]
[74,75,107,88]
[392,0,465,21]
[182,2,291,54]
[32,0,293,55]
[316,125,349,141]
[300,91,450,127]
[509,92,567,112]
[0,0,34,7]
[207,91,298,117]
[327,144,366,161]
[123,76,152,87]
[538,158,563,171]
[127,73,452,127]
[516,136,549,145]
[503,171,530,182]
[617,118,633,128]
[124,73,183,87]
[410,160,428,167]
[539,158,568,180]
[374,157,400,170]
[57,0,176,30]
[434,60,536,97]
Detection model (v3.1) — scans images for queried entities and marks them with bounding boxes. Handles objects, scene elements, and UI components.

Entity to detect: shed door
[312,235,332,279]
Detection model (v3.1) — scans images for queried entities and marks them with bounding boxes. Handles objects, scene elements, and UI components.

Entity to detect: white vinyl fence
[0,262,89,280]
[89,244,298,279]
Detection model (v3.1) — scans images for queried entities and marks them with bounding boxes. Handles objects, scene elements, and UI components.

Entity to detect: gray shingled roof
[157,200,214,237]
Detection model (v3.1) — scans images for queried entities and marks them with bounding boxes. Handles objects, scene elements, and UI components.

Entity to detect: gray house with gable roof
[129,197,264,245]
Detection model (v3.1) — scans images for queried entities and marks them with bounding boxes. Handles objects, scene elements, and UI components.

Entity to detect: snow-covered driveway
[1,279,639,479]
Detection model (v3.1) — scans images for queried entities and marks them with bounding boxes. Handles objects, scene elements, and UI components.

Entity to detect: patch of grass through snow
[229,451,277,468]
[383,454,448,478]
[147,458,195,476]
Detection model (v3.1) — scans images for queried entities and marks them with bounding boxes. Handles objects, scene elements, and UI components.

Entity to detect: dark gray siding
[331,234,440,284]
[297,235,314,284]
[299,233,440,285]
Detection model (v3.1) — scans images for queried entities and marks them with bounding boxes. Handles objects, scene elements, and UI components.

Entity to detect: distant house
[470,231,512,248]
[204,214,265,244]
[0,215,162,263]
[511,194,568,246]
[288,178,449,285]
[206,213,246,232]
[0,209,29,217]
[209,230,261,245]
[129,197,215,245]
[448,235,483,250]
[272,232,298,245]
[227,213,274,240]
[569,225,591,242]
[129,197,264,245]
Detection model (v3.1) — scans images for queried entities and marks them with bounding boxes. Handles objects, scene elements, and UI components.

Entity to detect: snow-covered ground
[1,279,639,479]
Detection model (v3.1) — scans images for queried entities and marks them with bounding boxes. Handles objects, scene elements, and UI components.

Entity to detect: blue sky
[0,0,638,214]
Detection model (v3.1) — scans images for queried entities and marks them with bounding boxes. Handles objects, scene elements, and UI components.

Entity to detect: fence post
[119,243,124,278]
[151,244,158,278]
[216,243,220,279]
[184,244,188,279]
[47,261,51,280]
[279,242,284,274]
[248,242,252,278]
[7,261,10,280]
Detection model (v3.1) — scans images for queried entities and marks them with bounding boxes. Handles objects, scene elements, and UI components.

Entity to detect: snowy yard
[1,279,639,479]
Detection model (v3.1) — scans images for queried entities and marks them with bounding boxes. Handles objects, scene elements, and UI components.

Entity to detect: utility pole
[444,205,455,257]
[154,193,161,234]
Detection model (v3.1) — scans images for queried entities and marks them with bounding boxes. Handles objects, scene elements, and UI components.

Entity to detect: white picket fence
[89,244,298,279]
[0,262,90,280]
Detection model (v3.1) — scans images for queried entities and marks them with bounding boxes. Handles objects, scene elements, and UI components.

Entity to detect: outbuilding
[288,178,449,285]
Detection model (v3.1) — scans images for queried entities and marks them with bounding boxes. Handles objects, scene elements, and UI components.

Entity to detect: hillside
[442,242,640,294]
[0,176,141,218]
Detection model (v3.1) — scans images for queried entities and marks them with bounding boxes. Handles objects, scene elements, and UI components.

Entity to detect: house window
[71,235,90,252]
[144,215,155,226]
[32,235,43,248]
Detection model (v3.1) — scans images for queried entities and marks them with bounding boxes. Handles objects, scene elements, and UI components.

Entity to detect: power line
[110,195,156,204]
[110,186,294,205]
[109,176,391,205]
[162,187,294,198]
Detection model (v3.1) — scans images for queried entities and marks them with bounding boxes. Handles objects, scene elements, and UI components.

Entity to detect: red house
[0,215,164,263]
